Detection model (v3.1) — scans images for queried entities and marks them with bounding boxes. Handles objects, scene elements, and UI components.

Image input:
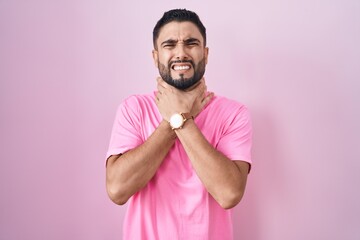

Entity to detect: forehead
[157,21,204,44]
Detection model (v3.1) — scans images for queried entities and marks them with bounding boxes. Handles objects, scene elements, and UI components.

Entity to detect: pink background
[1,0,359,239]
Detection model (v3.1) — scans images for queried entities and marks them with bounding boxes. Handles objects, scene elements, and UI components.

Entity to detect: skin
[106,21,249,209]
[154,21,207,90]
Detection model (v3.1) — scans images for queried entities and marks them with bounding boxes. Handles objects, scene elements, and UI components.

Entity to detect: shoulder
[121,93,155,106]
[113,93,156,119]
[118,93,156,111]
[208,95,249,116]
[204,95,251,130]
[207,95,252,135]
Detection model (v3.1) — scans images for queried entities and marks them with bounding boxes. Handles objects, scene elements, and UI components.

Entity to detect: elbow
[106,183,129,205]
[106,157,130,205]
[218,189,244,210]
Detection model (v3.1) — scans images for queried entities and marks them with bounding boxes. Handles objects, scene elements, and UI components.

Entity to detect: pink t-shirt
[106,93,252,240]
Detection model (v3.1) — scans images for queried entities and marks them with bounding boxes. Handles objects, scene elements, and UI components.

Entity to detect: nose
[174,44,189,60]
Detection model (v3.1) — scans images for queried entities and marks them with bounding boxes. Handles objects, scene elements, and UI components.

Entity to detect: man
[106,9,252,240]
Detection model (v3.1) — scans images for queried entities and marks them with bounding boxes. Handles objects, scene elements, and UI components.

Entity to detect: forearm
[106,120,176,205]
[175,120,248,209]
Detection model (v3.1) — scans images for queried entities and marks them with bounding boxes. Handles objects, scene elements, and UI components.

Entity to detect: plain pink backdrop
[1,0,359,239]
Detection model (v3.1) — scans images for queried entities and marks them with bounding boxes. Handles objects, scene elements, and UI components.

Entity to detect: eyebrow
[161,38,201,47]
[161,39,178,47]
[184,38,201,44]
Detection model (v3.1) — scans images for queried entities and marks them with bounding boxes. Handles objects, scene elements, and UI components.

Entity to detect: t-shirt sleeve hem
[228,156,252,173]
[105,148,130,163]
[227,155,252,163]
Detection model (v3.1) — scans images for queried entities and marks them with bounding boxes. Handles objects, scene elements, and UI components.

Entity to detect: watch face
[170,113,184,129]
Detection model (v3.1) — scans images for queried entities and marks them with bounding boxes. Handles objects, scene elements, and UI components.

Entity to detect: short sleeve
[106,97,144,161]
[216,105,252,164]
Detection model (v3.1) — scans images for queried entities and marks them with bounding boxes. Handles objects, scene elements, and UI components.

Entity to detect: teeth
[174,65,190,71]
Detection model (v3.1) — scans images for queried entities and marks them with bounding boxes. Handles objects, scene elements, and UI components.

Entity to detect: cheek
[191,49,205,60]
[158,51,172,63]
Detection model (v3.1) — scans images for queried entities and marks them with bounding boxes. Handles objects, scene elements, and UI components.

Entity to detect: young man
[106,9,252,240]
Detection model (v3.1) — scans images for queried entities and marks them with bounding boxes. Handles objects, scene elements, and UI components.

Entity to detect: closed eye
[161,39,177,49]
[161,38,201,49]
[184,38,201,46]
[163,44,176,48]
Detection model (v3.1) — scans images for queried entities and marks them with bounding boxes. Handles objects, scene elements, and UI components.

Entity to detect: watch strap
[181,112,193,121]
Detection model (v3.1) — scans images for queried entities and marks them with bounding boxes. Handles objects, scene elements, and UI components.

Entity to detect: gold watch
[169,112,193,130]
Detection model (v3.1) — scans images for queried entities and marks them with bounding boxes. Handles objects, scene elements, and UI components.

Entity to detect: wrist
[159,120,177,139]
[174,117,194,132]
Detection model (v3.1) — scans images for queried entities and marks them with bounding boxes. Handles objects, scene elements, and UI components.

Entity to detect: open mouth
[171,60,193,72]
[172,65,191,71]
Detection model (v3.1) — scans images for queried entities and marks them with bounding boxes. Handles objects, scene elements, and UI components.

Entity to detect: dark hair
[153,9,206,49]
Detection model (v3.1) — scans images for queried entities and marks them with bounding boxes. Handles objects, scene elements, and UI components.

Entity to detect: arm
[175,120,249,209]
[106,120,176,205]
[156,78,249,209]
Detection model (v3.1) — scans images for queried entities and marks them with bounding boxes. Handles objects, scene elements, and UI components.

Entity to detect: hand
[155,77,214,121]
[191,85,214,118]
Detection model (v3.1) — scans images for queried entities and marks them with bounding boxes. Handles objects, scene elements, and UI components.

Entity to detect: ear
[152,50,159,68]
[204,47,209,64]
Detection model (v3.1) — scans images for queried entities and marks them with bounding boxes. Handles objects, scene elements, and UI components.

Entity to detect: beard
[158,58,206,90]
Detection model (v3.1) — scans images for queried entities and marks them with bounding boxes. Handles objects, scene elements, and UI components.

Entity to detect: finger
[200,77,206,87]
[201,92,214,106]
[157,82,166,93]
[156,77,165,88]
[157,77,170,89]
[197,85,207,99]
[198,82,207,96]
[192,81,205,95]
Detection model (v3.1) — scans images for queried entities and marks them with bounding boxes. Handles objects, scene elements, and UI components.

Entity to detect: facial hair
[158,58,206,90]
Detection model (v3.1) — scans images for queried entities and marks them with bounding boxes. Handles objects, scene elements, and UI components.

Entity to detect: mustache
[169,60,195,68]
